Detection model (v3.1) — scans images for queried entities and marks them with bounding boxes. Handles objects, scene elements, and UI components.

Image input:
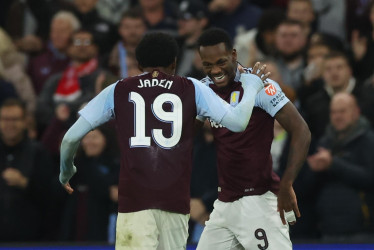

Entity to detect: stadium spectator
[0,99,55,241]
[307,93,374,241]
[274,19,308,91]
[359,73,374,128]
[351,1,374,83]
[4,0,76,49]
[96,0,132,25]
[311,0,346,42]
[72,0,117,55]
[4,0,43,54]
[0,51,18,105]
[28,11,80,95]
[36,30,103,130]
[0,28,36,115]
[40,103,73,163]
[0,78,18,106]
[176,0,209,77]
[208,0,262,40]
[196,28,310,250]
[108,7,146,78]
[59,32,268,249]
[60,126,119,241]
[287,0,316,37]
[303,42,331,86]
[298,42,331,110]
[303,51,362,141]
[234,9,285,67]
[139,0,179,35]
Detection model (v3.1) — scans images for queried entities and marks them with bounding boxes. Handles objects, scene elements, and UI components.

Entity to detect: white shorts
[116,209,189,250]
[197,191,292,250]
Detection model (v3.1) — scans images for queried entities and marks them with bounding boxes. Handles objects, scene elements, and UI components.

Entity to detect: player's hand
[190,198,209,225]
[59,165,77,193]
[277,185,300,225]
[62,182,74,195]
[251,62,271,83]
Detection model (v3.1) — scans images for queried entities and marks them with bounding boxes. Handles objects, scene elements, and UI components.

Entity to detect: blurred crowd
[1,0,374,244]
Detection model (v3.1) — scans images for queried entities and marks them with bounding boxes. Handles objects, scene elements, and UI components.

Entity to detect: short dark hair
[0,98,26,117]
[197,28,233,51]
[257,9,286,33]
[279,19,304,29]
[135,32,179,68]
[324,50,352,68]
[121,6,145,22]
[324,50,348,61]
[288,0,313,7]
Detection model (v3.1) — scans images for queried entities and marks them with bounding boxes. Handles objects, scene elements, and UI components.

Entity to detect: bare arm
[275,102,311,224]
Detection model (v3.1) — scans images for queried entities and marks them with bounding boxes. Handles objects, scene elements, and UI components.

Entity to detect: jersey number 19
[129,92,182,149]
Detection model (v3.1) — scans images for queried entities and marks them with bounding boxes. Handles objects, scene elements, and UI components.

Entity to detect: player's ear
[232,49,237,62]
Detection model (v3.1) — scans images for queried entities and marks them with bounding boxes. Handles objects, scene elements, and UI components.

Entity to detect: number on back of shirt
[129,92,182,149]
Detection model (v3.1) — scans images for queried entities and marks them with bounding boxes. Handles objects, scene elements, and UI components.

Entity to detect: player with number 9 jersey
[195,28,310,250]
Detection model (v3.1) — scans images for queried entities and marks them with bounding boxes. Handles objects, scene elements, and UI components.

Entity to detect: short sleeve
[78,82,117,128]
[255,79,289,117]
[188,77,229,124]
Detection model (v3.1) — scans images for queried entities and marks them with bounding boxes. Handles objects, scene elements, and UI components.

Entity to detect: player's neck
[142,67,174,75]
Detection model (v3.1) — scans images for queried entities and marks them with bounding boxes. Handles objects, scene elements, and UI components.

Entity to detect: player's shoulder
[242,66,281,94]
[242,66,252,74]
[117,72,148,85]
[199,76,215,87]
[255,76,282,96]
[264,78,282,91]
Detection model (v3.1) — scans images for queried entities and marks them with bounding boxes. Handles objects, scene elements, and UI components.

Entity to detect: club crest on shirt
[230,91,240,107]
[152,71,159,78]
[265,84,277,96]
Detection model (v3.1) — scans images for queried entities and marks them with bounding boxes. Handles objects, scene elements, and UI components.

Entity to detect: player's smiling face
[199,43,237,88]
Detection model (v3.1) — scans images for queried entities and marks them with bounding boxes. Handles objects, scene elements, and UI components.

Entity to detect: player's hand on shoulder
[251,62,271,84]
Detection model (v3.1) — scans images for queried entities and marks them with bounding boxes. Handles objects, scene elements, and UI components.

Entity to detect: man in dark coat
[307,93,374,240]
[0,99,56,241]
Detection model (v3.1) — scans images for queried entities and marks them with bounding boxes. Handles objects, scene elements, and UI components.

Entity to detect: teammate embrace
[59,31,282,250]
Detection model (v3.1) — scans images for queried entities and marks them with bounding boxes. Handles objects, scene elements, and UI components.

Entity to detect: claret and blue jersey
[199,67,290,202]
[78,70,241,215]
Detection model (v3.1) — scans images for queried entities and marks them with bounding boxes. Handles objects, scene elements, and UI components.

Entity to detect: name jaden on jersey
[137,79,173,89]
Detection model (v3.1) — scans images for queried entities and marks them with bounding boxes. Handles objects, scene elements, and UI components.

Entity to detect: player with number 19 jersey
[79,70,261,215]
[199,67,289,201]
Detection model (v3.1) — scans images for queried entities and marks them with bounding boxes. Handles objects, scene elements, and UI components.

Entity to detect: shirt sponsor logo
[270,93,285,107]
[230,91,240,107]
[265,84,277,96]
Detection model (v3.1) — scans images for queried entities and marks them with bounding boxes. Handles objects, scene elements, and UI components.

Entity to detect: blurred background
[1,0,374,249]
